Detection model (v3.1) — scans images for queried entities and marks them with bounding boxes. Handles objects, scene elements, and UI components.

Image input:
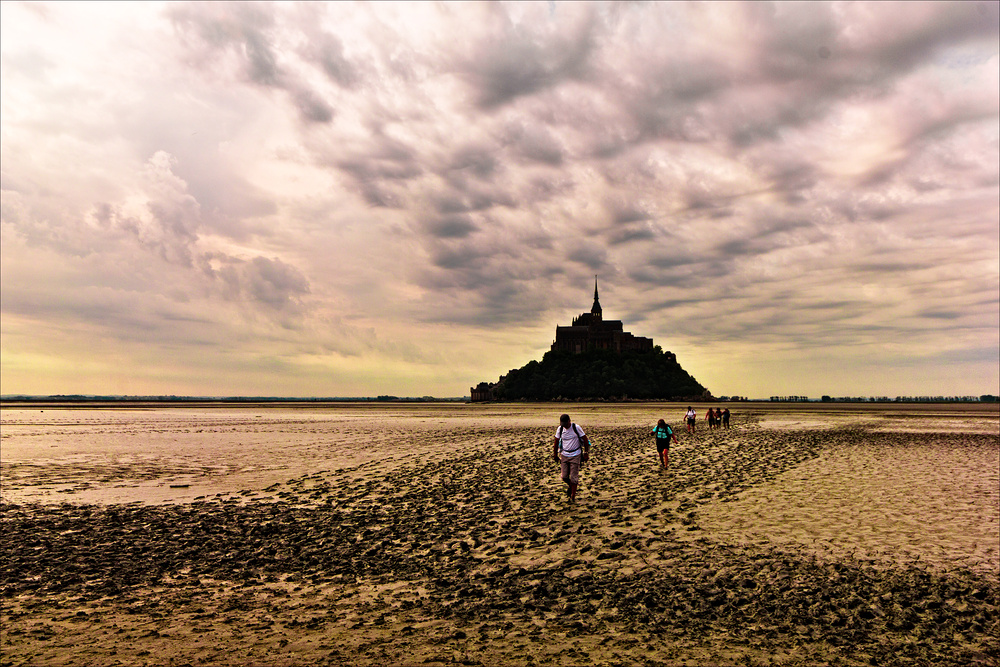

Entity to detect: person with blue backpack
[552,413,590,502]
[652,418,678,468]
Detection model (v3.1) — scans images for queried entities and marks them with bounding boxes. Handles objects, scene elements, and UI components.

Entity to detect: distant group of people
[552,407,734,501]
[684,406,729,432]
[707,407,730,429]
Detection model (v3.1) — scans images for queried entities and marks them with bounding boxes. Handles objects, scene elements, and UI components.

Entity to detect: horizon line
[2,394,997,404]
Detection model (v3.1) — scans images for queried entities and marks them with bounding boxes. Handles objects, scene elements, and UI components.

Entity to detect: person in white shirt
[552,413,590,502]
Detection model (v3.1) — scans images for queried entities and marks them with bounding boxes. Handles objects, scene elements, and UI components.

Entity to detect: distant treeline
[772,395,1000,403]
[0,395,465,403]
[476,348,708,401]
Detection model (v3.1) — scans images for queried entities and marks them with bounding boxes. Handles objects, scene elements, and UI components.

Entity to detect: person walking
[722,408,731,429]
[706,408,716,429]
[685,406,697,433]
[652,419,679,468]
[553,413,590,502]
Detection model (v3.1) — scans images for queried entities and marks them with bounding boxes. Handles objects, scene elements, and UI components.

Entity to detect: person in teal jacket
[652,419,679,468]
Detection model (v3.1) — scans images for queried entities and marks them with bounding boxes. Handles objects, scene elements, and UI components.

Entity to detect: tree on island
[476,346,709,401]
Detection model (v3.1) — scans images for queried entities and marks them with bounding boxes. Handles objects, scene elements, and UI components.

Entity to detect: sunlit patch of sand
[700,435,999,575]
[758,416,867,430]
[869,416,1000,435]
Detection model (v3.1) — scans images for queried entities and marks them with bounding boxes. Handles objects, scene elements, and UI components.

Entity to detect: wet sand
[1,403,998,666]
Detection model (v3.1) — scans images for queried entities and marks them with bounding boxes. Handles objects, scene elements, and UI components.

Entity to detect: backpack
[557,423,585,454]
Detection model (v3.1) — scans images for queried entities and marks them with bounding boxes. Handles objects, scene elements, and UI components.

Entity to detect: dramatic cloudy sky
[2,2,998,398]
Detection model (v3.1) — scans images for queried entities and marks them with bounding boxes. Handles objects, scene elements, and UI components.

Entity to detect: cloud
[1,1,997,397]
[92,152,201,266]
[455,3,600,109]
[422,215,479,240]
[234,255,310,310]
[168,2,335,124]
[502,120,565,166]
[305,32,361,90]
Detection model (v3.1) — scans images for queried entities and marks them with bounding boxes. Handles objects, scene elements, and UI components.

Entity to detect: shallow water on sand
[1,404,509,505]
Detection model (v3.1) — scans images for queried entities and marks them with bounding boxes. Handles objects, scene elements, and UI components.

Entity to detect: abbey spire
[591,276,602,320]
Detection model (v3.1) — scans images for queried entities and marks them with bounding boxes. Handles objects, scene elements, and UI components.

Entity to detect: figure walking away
[652,419,679,468]
[706,409,716,429]
[714,408,723,428]
[685,406,697,433]
[722,408,731,429]
[553,414,590,502]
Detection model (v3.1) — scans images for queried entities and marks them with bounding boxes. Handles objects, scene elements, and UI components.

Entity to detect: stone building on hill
[469,279,677,402]
[551,278,658,355]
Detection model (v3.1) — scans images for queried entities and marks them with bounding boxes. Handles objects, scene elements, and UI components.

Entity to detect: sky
[1,1,998,399]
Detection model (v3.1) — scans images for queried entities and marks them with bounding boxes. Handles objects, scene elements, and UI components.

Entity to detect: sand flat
[1,402,997,666]
[700,436,999,574]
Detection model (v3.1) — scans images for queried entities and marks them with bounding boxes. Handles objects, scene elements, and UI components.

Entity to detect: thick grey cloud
[423,215,478,240]
[455,3,600,109]
[304,32,362,90]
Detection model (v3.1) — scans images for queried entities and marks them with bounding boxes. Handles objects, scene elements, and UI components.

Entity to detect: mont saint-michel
[472,280,709,402]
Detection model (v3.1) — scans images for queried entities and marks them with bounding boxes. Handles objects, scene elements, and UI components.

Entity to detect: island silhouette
[472,279,710,402]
